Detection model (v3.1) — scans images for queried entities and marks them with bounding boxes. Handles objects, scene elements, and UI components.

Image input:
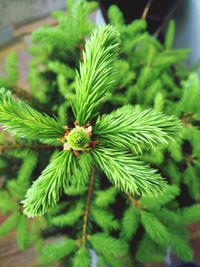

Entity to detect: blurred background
[1,0,200,89]
[1,0,200,58]
[0,1,200,267]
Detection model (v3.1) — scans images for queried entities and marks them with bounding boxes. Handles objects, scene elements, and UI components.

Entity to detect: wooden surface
[0,234,38,267]
[0,212,36,267]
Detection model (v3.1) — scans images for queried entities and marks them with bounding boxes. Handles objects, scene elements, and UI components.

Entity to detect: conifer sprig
[94,105,181,154]
[72,25,120,125]
[92,146,166,196]
[22,151,92,217]
[22,151,76,217]
[0,88,64,144]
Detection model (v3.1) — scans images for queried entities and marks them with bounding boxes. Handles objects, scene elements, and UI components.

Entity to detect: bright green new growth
[0,87,64,144]
[92,146,166,196]
[67,128,90,150]
[22,152,91,217]
[0,25,181,219]
[22,151,76,217]
[94,105,182,154]
[1,2,199,265]
[73,25,120,125]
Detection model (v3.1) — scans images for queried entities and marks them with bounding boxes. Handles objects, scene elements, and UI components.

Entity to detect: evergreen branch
[164,20,175,49]
[0,191,18,213]
[72,153,92,187]
[64,186,86,196]
[16,215,29,250]
[4,52,19,86]
[0,143,61,154]
[153,49,190,67]
[91,207,119,232]
[92,145,167,196]
[51,202,84,227]
[94,105,182,154]
[0,88,64,144]
[73,246,91,267]
[103,256,125,267]
[73,25,120,125]
[157,209,180,226]
[22,151,77,217]
[7,152,38,199]
[39,238,77,264]
[136,235,164,263]
[141,185,180,210]
[81,167,95,246]
[141,211,171,245]
[17,152,38,185]
[121,207,140,241]
[108,5,125,27]
[94,187,117,208]
[179,204,200,224]
[89,233,127,257]
[169,231,193,261]
[0,212,20,236]
[7,179,26,202]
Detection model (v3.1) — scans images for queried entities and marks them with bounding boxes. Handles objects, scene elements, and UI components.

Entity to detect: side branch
[126,193,141,208]
[81,167,96,246]
[141,0,153,19]
[0,143,61,154]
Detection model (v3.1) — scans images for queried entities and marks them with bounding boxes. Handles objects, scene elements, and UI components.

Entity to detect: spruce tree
[0,24,180,265]
[0,1,200,266]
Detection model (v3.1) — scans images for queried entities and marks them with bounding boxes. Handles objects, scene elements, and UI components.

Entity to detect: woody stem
[81,167,96,246]
[141,0,153,19]
[126,193,140,208]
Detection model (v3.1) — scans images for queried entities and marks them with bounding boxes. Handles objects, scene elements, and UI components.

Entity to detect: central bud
[67,128,90,150]
[63,124,93,152]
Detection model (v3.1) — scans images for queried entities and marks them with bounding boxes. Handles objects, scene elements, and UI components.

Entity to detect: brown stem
[141,0,153,19]
[126,193,140,208]
[181,112,195,129]
[0,143,61,154]
[81,167,96,246]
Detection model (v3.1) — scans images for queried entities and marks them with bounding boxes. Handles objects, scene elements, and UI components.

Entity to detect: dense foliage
[0,1,200,266]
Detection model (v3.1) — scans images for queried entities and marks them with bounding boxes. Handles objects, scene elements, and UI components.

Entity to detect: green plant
[107,5,200,202]
[0,24,181,265]
[0,1,200,266]
[0,148,46,251]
